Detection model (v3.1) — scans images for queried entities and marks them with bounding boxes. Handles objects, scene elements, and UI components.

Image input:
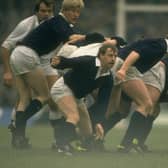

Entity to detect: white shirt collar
[95,57,111,79]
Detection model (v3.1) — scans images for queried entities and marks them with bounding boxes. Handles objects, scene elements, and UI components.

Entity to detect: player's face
[37,2,54,22]
[100,48,117,70]
[63,7,81,25]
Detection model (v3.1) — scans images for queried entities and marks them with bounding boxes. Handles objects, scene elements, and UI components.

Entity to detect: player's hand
[50,56,61,67]
[116,69,126,81]
[95,123,104,140]
[3,72,14,87]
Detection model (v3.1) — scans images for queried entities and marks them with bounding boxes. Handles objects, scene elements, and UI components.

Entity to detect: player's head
[60,0,85,24]
[97,44,118,70]
[34,0,55,22]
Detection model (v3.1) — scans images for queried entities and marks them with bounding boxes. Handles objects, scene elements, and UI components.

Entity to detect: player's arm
[68,34,85,44]
[51,55,89,69]
[116,51,140,81]
[1,22,29,87]
[0,46,13,87]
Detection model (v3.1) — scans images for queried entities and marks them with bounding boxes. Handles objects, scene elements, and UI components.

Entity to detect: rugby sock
[57,122,77,146]
[120,111,146,147]
[23,99,42,121]
[81,135,95,150]
[140,115,155,145]
[14,100,42,136]
[49,117,66,142]
[15,111,26,136]
[101,112,123,134]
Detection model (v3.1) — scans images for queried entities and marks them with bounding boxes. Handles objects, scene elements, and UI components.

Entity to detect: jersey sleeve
[2,17,36,51]
[55,56,93,69]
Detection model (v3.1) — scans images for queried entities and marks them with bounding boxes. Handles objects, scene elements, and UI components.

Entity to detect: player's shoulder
[18,15,37,26]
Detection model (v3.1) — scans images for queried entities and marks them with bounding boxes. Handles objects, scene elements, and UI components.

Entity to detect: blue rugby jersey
[18,14,74,56]
[119,38,167,73]
[54,56,113,99]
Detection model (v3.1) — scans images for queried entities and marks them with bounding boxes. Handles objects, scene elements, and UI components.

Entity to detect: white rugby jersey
[2,15,57,62]
[2,15,39,51]
[69,43,102,58]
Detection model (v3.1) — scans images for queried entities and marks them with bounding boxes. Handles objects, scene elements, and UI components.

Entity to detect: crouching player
[50,43,118,155]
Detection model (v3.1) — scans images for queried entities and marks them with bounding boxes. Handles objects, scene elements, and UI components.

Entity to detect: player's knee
[145,99,153,114]
[40,94,50,104]
[66,112,80,125]
[73,113,80,124]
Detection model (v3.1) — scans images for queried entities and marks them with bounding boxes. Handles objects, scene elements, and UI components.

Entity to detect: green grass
[0,125,168,168]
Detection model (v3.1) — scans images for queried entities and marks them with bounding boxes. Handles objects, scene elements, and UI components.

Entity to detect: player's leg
[77,100,94,150]
[45,72,64,149]
[13,68,49,147]
[139,84,161,151]
[50,78,80,154]
[139,62,164,151]
[10,75,31,148]
[118,79,153,152]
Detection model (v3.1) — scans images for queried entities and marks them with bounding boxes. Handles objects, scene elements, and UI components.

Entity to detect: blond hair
[61,0,84,11]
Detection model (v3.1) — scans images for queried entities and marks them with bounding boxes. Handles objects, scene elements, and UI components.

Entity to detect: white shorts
[40,58,59,76]
[51,77,84,104]
[142,62,165,92]
[10,46,41,75]
[111,57,143,85]
[40,49,59,76]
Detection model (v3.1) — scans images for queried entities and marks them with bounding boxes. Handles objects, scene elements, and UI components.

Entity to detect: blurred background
[0,0,168,125]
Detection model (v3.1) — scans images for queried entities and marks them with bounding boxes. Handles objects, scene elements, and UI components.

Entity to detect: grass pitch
[0,125,168,168]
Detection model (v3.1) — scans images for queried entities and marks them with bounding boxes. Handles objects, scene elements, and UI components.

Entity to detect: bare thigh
[23,67,50,104]
[56,95,80,125]
[46,74,60,111]
[46,75,60,89]
[120,79,152,115]
[146,84,161,106]
[77,102,93,137]
[146,84,161,116]
[118,95,132,118]
[15,76,31,111]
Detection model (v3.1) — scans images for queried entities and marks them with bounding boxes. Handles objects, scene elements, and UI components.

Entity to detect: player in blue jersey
[1,0,58,148]
[9,0,85,149]
[106,38,168,152]
[94,61,165,152]
[50,43,117,154]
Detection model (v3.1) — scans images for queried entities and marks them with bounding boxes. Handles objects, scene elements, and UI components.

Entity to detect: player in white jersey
[0,0,60,147]
[1,0,56,87]
[8,0,85,149]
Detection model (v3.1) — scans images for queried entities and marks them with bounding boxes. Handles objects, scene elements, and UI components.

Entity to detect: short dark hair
[34,0,55,13]
[97,44,118,58]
